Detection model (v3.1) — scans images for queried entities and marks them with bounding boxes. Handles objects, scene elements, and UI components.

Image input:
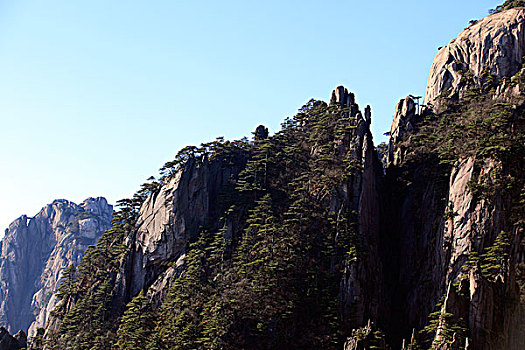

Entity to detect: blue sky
[0,0,500,233]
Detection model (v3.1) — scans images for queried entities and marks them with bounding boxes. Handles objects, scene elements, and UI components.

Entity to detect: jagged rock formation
[331,87,384,327]
[425,8,525,107]
[0,198,112,336]
[0,327,25,350]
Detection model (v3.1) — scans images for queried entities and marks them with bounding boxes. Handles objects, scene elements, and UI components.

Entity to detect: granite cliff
[425,7,525,108]
[0,198,112,337]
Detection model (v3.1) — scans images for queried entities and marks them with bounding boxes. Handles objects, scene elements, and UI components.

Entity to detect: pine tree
[116,291,156,350]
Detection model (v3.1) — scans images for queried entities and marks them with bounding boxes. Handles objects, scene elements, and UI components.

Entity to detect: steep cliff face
[0,198,112,336]
[42,85,386,349]
[116,155,249,305]
[425,8,525,107]
[385,7,525,349]
[329,87,385,328]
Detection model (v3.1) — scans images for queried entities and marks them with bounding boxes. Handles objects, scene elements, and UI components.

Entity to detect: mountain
[35,4,524,350]
[381,7,525,349]
[0,198,113,338]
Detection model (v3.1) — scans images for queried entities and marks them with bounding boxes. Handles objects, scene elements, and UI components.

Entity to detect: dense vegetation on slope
[37,100,374,350]
[406,70,524,225]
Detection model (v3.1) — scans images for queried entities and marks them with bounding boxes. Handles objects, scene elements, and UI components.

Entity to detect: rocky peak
[0,327,25,350]
[0,197,112,336]
[425,7,525,107]
[387,96,419,166]
[331,85,355,107]
[330,85,373,127]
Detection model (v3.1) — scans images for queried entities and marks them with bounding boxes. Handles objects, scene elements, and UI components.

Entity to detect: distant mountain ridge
[0,197,112,337]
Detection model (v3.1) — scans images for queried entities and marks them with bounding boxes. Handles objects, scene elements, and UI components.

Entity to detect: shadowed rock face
[425,8,525,107]
[0,198,112,336]
[0,327,25,350]
[110,155,250,308]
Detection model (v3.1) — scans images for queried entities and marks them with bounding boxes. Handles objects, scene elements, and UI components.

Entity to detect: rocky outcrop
[0,327,25,350]
[112,152,248,307]
[331,86,355,108]
[387,96,419,166]
[343,320,387,350]
[425,8,525,106]
[330,86,385,327]
[0,198,112,336]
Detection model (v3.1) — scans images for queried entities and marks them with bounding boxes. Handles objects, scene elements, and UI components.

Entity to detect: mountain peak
[425,7,525,106]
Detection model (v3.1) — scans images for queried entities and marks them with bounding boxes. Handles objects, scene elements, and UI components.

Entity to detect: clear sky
[0,0,501,234]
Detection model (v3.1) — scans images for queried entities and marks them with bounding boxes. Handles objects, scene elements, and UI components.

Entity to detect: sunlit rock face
[425,8,525,107]
[0,197,112,336]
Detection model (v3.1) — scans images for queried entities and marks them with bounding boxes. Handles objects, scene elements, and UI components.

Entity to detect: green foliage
[465,231,511,281]
[490,1,525,14]
[159,137,250,180]
[121,99,365,349]
[45,94,390,349]
[116,291,156,350]
[420,295,467,348]
[402,80,524,226]
[153,235,212,350]
[480,231,510,280]
[55,264,77,306]
[403,69,524,347]
[44,196,141,349]
[347,326,387,350]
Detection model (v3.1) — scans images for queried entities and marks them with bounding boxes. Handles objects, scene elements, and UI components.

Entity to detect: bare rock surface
[0,198,112,336]
[425,8,525,106]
